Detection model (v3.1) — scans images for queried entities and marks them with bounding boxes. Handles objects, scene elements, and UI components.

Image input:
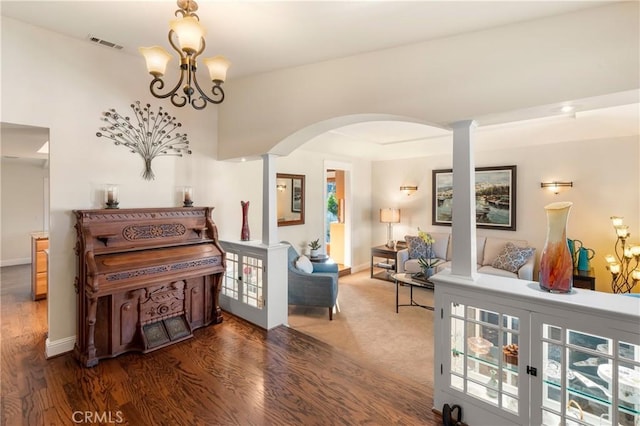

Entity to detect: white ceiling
[0,0,616,79]
[1,1,637,161]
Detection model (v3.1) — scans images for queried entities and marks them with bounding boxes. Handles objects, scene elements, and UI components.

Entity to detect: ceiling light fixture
[139,0,230,110]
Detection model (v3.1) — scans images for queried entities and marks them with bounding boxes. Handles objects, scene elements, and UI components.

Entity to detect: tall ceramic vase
[240,201,250,241]
[539,201,574,293]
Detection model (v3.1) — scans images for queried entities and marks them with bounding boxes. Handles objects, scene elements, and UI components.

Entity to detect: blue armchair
[284,241,339,320]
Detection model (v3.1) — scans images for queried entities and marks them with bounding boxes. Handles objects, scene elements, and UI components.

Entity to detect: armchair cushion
[295,255,313,273]
[491,242,536,273]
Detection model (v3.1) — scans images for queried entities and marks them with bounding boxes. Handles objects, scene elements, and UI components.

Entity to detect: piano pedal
[142,314,193,350]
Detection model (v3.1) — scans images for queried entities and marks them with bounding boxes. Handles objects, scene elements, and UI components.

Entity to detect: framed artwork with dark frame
[432,165,517,230]
[277,173,305,227]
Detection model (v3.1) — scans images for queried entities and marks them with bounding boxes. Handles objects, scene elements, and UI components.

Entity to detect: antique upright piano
[73,207,225,367]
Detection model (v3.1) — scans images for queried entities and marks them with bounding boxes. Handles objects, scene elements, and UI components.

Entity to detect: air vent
[88,34,124,50]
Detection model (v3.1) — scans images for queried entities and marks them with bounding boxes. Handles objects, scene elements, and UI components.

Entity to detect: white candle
[184,186,193,203]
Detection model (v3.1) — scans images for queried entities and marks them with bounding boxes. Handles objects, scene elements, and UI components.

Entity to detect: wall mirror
[277,173,305,226]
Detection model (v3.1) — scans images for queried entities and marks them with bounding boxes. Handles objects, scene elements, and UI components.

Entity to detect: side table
[573,268,595,290]
[371,244,404,281]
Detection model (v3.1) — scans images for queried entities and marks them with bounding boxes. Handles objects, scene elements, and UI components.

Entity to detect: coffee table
[392,273,434,313]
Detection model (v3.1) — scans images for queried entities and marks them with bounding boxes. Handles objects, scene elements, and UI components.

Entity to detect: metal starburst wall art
[96,101,192,180]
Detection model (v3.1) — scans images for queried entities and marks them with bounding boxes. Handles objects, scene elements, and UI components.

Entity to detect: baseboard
[0,258,31,267]
[45,335,76,359]
[351,263,370,274]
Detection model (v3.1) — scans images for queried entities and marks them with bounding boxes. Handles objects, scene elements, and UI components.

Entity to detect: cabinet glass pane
[542,341,563,411]
[618,341,638,362]
[568,330,609,353]
[542,409,561,426]
[544,324,563,342]
[502,394,518,415]
[451,302,465,317]
[502,314,519,332]
[222,252,239,299]
[617,361,640,409]
[451,317,464,375]
[242,256,263,308]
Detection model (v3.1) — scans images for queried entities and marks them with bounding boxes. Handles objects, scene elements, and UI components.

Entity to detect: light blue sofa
[284,241,339,320]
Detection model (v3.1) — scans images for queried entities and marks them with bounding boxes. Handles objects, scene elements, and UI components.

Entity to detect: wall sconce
[400,185,418,196]
[540,181,573,194]
[182,186,194,207]
[380,208,401,248]
[276,183,287,191]
[104,184,119,209]
[604,216,640,293]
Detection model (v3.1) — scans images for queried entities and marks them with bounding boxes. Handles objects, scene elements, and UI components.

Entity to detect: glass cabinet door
[447,298,528,422]
[535,316,640,426]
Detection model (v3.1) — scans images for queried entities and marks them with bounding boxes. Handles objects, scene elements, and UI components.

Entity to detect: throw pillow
[492,242,535,273]
[405,235,428,259]
[295,255,314,273]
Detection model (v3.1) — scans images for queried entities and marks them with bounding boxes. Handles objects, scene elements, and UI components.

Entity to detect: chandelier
[604,216,640,293]
[139,0,230,110]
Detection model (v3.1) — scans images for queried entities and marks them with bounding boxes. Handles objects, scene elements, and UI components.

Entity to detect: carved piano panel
[73,207,225,367]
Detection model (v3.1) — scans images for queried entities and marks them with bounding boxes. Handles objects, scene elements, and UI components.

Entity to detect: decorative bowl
[467,336,492,355]
[597,364,640,405]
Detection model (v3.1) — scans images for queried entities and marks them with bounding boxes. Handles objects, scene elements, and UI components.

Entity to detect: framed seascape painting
[432,165,517,231]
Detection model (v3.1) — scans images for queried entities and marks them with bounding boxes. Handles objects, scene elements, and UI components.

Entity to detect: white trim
[0,258,31,267]
[45,335,75,358]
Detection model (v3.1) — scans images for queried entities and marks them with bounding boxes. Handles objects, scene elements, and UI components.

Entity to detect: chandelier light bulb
[632,269,640,281]
[610,216,624,227]
[609,263,621,275]
[615,225,630,239]
[604,254,616,264]
[170,16,205,54]
[630,245,640,257]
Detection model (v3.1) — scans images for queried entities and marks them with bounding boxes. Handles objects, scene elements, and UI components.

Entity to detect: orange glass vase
[539,201,574,293]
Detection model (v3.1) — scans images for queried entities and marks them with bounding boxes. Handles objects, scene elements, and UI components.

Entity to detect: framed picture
[432,165,517,230]
[291,178,303,213]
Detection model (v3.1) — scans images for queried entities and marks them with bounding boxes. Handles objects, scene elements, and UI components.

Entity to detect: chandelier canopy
[139,0,230,110]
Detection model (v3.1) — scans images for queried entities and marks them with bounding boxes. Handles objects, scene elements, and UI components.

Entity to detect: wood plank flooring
[1,265,440,425]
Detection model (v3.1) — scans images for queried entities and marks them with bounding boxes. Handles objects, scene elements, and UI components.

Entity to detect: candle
[106,185,118,203]
[184,186,193,202]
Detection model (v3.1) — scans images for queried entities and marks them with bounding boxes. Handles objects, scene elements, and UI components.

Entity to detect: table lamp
[380,208,400,248]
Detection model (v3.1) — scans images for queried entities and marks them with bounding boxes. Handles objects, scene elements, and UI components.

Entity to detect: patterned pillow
[492,242,535,273]
[405,235,427,259]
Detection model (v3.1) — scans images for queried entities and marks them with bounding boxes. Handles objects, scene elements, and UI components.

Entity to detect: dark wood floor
[1,265,439,425]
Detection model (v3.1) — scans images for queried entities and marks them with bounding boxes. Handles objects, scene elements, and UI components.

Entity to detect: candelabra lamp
[604,216,640,293]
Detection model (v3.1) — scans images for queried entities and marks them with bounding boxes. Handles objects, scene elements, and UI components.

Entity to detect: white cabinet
[432,271,640,426]
[219,241,288,329]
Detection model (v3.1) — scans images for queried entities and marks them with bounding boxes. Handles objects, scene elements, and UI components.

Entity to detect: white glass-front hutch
[432,271,640,426]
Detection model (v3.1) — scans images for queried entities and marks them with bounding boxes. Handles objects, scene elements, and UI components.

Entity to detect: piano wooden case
[73,207,225,367]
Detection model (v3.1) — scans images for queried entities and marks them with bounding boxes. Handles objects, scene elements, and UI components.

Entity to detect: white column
[262,154,278,245]
[450,120,478,280]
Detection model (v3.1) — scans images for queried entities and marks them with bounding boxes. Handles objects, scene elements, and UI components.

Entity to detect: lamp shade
[380,208,400,223]
[204,55,231,82]
[139,46,172,76]
[169,16,204,54]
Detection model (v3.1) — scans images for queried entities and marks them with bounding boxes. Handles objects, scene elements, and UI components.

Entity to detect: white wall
[0,160,48,264]
[372,135,640,293]
[276,149,372,270]
[218,2,639,160]
[0,17,230,344]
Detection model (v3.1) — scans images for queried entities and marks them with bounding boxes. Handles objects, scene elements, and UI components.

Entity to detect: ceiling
[1,1,637,162]
[0,1,616,79]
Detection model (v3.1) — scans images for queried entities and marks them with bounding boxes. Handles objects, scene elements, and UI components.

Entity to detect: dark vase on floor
[241,201,250,241]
